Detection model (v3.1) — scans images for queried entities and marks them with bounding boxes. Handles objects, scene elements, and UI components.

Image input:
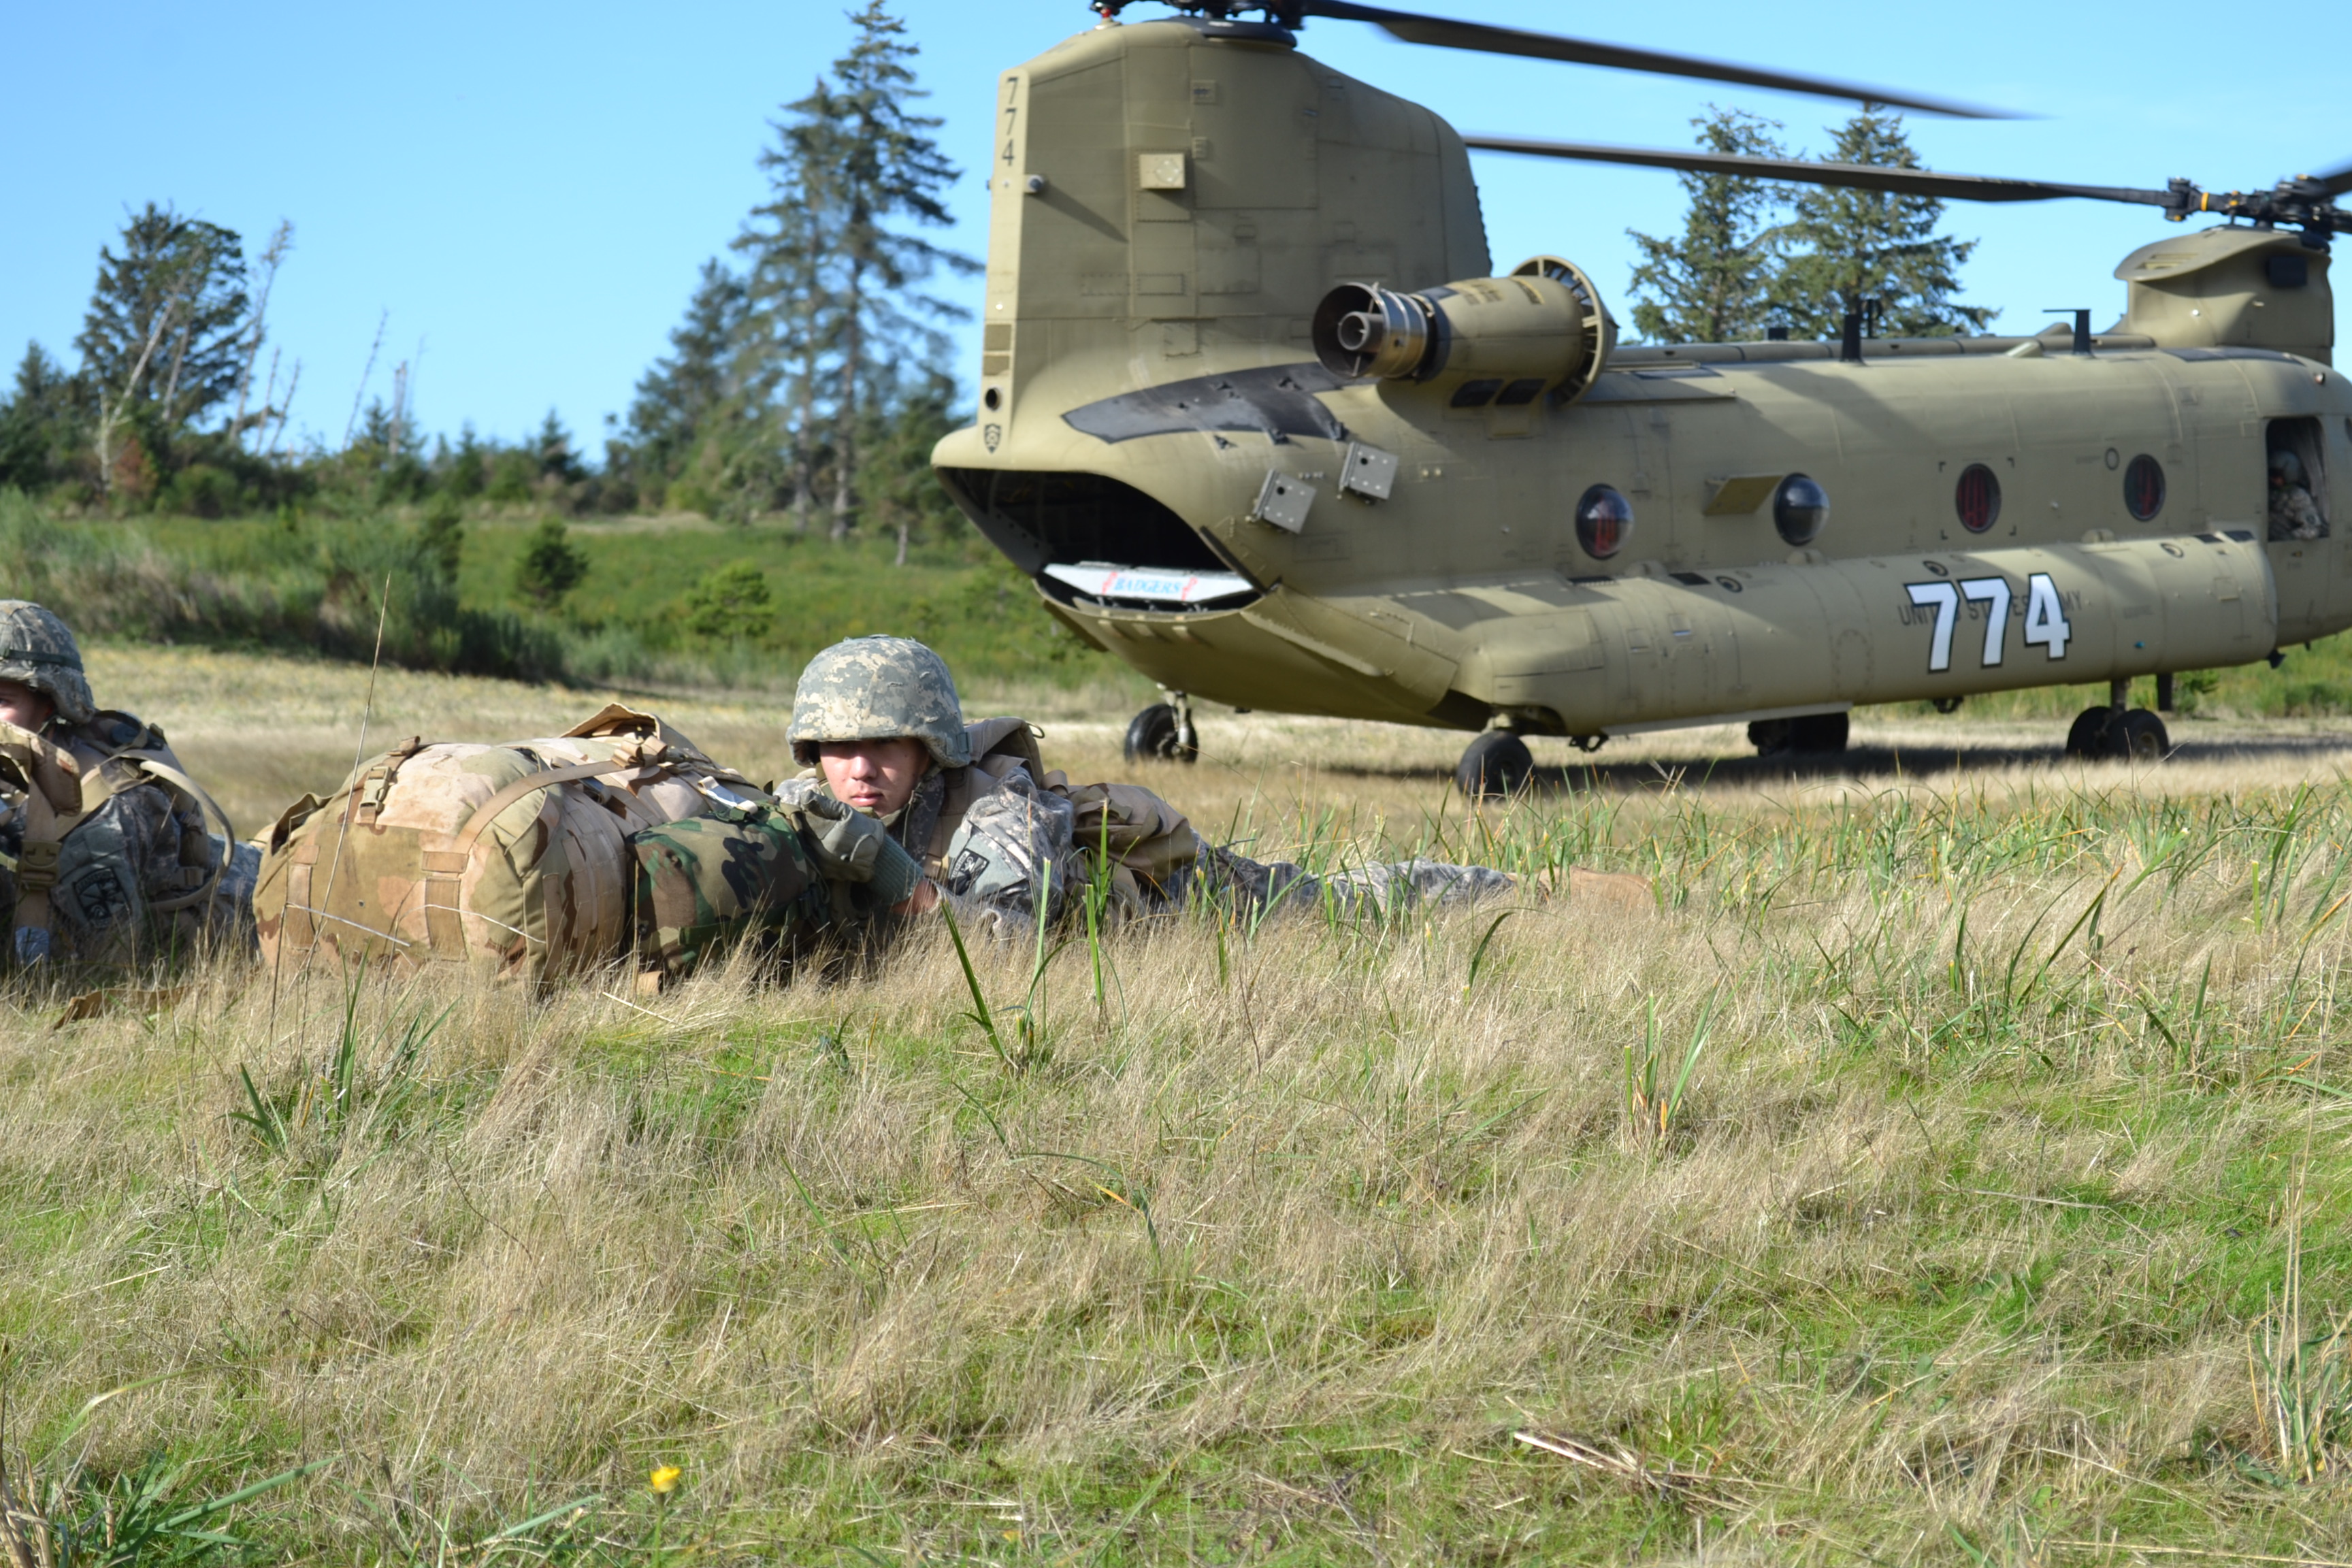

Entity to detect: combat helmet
[0,601,95,727]
[2272,448,2307,486]
[787,635,973,770]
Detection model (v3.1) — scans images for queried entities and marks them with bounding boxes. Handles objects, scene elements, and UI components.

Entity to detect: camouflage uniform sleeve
[937,764,1077,939]
[1180,845,1512,915]
[2272,487,2328,541]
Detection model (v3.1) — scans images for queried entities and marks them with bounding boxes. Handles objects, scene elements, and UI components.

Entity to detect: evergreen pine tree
[512,517,589,608]
[1771,108,1993,340]
[621,259,751,502]
[736,85,845,535]
[0,342,85,491]
[76,203,250,495]
[817,1,979,539]
[1624,109,1791,345]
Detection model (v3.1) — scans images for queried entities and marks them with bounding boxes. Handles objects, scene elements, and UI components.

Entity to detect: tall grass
[0,490,559,681]
[3,493,1125,696]
[9,757,2352,1560]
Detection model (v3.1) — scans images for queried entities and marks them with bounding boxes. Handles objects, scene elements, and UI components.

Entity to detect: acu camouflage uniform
[2270,449,2327,542]
[0,602,257,968]
[779,636,1512,941]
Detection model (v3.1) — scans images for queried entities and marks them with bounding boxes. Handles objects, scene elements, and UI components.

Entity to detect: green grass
[10,760,2352,1560]
[131,505,1111,691]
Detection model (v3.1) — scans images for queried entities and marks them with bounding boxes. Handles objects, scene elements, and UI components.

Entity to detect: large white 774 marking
[1907,573,2063,674]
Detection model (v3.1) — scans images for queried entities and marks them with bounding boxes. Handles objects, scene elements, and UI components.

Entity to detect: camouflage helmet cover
[787,635,972,770]
[0,600,95,725]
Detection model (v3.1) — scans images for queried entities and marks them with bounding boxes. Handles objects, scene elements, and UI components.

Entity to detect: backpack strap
[449,743,676,853]
[1,724,92,962]
[348,736,427,826]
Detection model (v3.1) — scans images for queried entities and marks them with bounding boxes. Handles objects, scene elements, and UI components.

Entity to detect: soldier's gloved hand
[788,789,923,906]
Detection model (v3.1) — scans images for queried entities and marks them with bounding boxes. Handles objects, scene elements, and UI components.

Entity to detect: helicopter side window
[1955,464,2001,533]
[1575,485,1633,559]
[2267,416,2330,541]
[2123,455,2166,523]
[1773,474,1830,547]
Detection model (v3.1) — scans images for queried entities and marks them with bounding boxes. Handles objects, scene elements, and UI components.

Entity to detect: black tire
[1123,703,1197,764]
[1748,718,1792,756]
[2064,706,2116,760]
[1789,712,1849,753]
[1456,731,1535,799]
[2117,708,2170,762]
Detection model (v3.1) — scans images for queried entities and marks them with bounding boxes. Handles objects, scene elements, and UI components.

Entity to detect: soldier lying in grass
[0,600,257,968]
[772,635,1514,940]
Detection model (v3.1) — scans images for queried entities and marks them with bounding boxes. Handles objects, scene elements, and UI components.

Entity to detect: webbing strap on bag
[2,725,88,961]
[352,736,426,826]
[105,748,240,917]
[451,757,666,852]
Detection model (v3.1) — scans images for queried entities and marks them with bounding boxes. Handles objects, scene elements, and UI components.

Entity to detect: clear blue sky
[5,0,2345,455]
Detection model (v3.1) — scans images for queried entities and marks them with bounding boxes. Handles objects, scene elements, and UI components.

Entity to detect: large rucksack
[1,713,244,964]
[253,704,774,987]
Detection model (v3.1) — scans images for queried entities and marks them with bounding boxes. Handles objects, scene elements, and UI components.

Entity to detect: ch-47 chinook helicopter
[926,0,2352,793]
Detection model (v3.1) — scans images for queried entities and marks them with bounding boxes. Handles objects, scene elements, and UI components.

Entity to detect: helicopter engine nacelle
[1312,261,1611,406]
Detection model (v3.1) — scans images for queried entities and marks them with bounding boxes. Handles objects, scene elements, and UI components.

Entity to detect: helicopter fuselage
[931,18,2351,737]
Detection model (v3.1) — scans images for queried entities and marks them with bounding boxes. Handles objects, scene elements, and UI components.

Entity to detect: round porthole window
[2123,454,2165,521]
[1955,463,2001,533]
[1575,485,1633,559]
[1774,473,1830,546]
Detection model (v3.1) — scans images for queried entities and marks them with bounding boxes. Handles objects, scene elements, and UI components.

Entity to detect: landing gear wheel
[1456,731,1534,799]
[1123,702,1198,764]
[1750,713,1849,757]
[1791,713,1848,753]
[2116,708,2170,762]
[2065,706,2116,760]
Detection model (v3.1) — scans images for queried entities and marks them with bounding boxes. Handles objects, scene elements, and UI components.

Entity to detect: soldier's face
[0,681,53,732]
[817,737,929,816]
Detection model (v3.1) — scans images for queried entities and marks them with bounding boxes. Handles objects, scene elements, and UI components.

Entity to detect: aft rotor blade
[1300,0,2018,118]
[1463,135,2173,208]
[2315,157,2352,198]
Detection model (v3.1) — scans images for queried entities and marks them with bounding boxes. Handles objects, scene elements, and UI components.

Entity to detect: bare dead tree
[387,360,409,459]
[93,302,180,500]
[267,359,301,459]
[344,308,387,448]
[231,220,295,448]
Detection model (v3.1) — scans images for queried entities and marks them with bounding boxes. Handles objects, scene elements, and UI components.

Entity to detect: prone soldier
[773,634,1514,939]
[0,601,256,968]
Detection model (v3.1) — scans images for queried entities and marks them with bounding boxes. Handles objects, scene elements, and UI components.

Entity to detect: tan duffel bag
[253,704,766,987]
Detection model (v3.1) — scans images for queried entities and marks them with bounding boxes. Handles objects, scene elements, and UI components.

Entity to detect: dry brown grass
[7,647,2352,1561]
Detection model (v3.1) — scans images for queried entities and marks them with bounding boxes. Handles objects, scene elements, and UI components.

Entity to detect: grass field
[8,649,2352,1563]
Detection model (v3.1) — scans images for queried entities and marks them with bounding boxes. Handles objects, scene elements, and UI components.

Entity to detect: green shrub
[682,561,776,643]
[511,517,589,609]
[418,493,464,581]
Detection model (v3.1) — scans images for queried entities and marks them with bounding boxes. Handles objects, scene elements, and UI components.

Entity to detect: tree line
[0,16,1992,546]
[608,0,975,557]
[0,1,974,563]
[1623,105,1990,345]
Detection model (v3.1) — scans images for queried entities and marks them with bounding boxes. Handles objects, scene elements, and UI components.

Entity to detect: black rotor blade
[1464,135,2172,208]
[1300,0,2018,118]
[2315,157,2352,198]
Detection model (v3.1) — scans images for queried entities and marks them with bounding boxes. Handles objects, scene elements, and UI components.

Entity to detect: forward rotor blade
[1463,135,2172,208]
[2315,157,2352,198]
[1300,0,2018,118]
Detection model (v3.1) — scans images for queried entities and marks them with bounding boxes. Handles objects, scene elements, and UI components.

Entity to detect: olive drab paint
[932,17,2352,747]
